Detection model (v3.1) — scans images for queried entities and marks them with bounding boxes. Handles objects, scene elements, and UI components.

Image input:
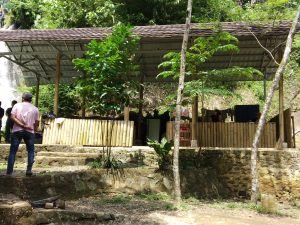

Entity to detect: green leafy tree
[7,0,41,28]
[73,23,140,116]
[73,23,140,170]
[30,84,80,117]
[158,31,262,110]
[242,0,300,21]
[36,0,119,28]
[115,0,242,25]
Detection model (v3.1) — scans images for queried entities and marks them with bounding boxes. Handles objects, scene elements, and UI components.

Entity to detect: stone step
[35,156,97,166]
[37,151,100,157]
[35,145,153,153]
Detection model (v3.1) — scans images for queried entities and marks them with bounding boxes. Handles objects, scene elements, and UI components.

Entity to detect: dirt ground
[1,163,300,225]
[67,195,300,225]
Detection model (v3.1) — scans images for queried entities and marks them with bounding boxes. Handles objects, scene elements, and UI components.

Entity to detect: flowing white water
[0,41,23,130]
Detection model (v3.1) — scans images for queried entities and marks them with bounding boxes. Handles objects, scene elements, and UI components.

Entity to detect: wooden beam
[54,53,61,116]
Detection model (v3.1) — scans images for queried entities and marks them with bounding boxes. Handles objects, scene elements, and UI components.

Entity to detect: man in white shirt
[6,92,39,176]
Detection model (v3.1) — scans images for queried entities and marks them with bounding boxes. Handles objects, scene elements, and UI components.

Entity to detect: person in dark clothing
[5,100,17,143]
[211,109,221,122]
[0,101,4,142]
[0,9,4,28]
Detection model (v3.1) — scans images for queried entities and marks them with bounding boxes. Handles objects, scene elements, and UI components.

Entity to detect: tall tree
[73,23,140,170]
[173,0,193,206]
[73,23,139,116]
[250,6,300,203]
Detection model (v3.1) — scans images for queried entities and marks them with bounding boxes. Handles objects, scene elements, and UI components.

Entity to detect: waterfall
[0,41,24,130]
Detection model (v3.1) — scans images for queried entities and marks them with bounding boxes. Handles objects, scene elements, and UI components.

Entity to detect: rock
[44,203,54,209]
[163,177,173,190]
[55,200,66,209]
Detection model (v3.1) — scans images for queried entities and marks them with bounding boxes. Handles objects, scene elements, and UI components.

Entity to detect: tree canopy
[5,0,300,29]
[73,23,140,116]
[157,31,263,112]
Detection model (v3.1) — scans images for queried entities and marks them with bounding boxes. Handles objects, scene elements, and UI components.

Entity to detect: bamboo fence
[42,118,134,146]
[166,121,277,148]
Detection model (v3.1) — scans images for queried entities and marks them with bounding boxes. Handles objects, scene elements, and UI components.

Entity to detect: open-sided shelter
[0,22,297,148]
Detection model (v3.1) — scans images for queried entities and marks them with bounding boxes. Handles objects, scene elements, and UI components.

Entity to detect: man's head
[22,92,33,102]
[12,100,17,106]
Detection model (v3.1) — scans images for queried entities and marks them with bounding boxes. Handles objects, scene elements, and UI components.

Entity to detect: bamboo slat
[43,118,134,146]
[166,121,276,148]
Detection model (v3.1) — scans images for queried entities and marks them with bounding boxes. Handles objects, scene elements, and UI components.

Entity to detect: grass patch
[135,192,177,210]
[95,193,176,211]
[136,192,171,201]
[256,205,285,216]
[98,194,132,204]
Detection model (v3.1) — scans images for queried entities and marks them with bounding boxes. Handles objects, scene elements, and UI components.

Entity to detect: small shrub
[88,158,103,169]
[147,137,173,170]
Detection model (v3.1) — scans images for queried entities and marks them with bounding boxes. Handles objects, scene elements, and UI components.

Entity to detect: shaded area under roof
[0,22,297,86]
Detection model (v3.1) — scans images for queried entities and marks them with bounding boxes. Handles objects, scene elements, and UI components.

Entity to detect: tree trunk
[250,7,300,203]
[173,0,193,206]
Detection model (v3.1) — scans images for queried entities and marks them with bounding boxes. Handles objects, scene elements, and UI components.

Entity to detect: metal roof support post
[191,95,198,147]
[35,76,40,107]
[54,53,61,116]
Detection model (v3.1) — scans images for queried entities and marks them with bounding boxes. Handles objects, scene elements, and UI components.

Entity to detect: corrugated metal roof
[0,22,296,86]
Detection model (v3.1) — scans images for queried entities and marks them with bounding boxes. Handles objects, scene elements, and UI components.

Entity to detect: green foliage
[114,0,187,25]
[7,0,300,29]
[29,84,80,117]
[73,23,140,116]
[88,156,124,178]
[7,0,41,28]
[193,0,243,22]
[35,0,119,28]
[158,32,240,79]
[147,137,173,170]
[99,194,132,204]
[241,0,299,22]
[158,31,262,110]
[115,0,243,25]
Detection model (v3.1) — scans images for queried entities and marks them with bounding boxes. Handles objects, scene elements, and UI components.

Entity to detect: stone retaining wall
[179,148,300,200]
[0,144,299,200]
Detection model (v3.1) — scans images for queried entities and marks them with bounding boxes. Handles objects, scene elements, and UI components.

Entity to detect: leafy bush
[147,137,173,170]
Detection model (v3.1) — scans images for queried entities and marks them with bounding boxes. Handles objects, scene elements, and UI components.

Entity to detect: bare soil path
[67,195,300,225]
